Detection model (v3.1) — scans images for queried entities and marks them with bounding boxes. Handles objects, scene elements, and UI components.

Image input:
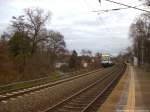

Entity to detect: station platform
[97,64,150,112]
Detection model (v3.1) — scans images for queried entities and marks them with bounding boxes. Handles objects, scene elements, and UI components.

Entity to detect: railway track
[0,68,105,102]
[42,63,126,112]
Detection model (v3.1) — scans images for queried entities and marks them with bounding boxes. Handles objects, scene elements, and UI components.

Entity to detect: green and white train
[101,53,113,67]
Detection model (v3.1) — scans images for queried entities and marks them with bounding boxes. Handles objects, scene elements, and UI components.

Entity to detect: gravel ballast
[0,67,115,112]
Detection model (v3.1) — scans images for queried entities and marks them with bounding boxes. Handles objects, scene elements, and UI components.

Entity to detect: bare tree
[143,0,150,6]
[69,50,78,70]
[0,7,68,83]
[47,30,66,69]
[25,8,51,53]
[129,13,150,65]
[11,8,51,54]
[11,15,26,32]
[81,49,92,56]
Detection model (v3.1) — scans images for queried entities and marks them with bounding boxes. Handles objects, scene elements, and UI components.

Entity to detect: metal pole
[141,31,144,65]
[141,45,144,65]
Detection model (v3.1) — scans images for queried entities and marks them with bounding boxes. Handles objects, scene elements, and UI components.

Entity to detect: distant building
[134,56,138,66]
[55,62,68,68]
[81,59,88,68]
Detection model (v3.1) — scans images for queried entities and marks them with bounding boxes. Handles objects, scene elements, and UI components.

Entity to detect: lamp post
[138,29,144,66]
[141,38,144,65]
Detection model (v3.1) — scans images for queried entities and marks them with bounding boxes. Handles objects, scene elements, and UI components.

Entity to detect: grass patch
[0,71,62,94]
[48,71,62,80]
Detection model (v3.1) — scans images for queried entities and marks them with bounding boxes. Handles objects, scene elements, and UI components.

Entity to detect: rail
[0,67,106,101]
[42,63,126,112]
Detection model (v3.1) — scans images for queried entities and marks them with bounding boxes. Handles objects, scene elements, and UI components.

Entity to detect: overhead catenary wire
[93,3,144,13]
[100,0,150,13]
[83,0,147,35]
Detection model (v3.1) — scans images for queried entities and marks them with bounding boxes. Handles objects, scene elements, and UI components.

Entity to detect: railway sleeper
[66,102,87,107]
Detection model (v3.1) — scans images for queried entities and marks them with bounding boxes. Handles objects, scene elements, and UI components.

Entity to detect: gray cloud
[0,0,142,55]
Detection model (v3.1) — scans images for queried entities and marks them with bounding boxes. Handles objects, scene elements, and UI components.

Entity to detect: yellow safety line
[124,66,135,112]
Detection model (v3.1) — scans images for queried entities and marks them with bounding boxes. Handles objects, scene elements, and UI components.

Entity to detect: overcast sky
[0,0,145,56]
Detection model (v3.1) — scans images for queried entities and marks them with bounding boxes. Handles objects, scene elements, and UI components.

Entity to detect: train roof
[101,53,110,57]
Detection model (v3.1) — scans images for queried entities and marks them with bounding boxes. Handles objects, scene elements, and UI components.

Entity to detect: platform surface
[97,64,150,112]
